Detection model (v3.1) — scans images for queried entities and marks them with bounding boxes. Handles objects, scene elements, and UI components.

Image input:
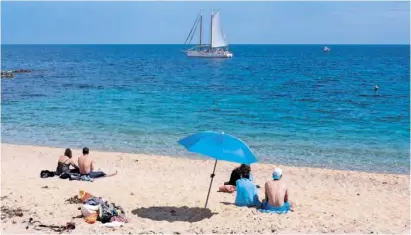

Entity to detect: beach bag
[81,205,98,224]
[40,170,55,178]
[84,214,98,224]
[79,190,95,203]
[81,204,99,217]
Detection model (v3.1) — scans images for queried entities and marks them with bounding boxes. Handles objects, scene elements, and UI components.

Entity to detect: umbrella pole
[205,159,218,208]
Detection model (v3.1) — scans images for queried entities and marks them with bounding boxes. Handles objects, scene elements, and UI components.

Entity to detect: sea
[1,45,410,174]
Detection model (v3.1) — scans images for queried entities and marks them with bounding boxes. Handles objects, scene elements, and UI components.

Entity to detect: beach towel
[235,178,260,207]
[259,201,291,214]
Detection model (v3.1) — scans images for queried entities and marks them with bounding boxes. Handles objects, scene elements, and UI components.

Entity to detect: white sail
[211,10,228,48]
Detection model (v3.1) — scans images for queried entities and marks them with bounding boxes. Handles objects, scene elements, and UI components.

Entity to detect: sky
[1,1,410,44]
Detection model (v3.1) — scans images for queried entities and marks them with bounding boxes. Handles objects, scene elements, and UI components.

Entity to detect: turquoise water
[1,45,410,174]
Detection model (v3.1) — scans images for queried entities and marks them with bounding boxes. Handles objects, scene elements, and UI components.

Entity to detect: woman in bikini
[56,148,79,175]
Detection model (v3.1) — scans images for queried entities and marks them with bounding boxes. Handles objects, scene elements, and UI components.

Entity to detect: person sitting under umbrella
[234,166,260,207]
[260,168,295,213]
[219,164,254,193]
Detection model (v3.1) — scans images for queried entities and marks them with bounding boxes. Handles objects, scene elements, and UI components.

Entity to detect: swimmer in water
[375,85,379,91]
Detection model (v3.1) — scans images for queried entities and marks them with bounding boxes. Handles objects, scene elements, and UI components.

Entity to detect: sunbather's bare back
[265,180,288,207]
[78,155,94,175]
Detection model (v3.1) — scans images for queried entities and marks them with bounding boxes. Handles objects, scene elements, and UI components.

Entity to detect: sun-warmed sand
[1,143,410,234]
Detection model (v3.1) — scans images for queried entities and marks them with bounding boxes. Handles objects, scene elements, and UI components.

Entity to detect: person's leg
[89,171,106,178]
[105,170,118,177]
[89,170,118,179]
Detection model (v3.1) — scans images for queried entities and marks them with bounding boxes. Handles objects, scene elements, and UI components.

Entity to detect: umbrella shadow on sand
[131,206,217,222]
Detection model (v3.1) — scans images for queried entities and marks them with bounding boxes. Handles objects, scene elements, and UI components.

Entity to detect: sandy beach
[1,143,409,234]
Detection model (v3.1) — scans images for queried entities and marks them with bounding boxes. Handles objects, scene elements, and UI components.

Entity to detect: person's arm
[90,160,94,171]
[227,169,238,185]
[284,188,289,202]
[69,159,79,169]
[264,182,269,201]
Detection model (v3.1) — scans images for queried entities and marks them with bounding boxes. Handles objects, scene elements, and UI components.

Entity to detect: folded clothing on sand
[259,201,290,214]
[40,170,55,178]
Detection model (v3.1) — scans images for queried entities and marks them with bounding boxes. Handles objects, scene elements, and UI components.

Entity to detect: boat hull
[186,50,233,58]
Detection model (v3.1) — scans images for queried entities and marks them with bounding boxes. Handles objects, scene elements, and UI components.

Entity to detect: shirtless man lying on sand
[78,147,117,179]
[262,168,295,212]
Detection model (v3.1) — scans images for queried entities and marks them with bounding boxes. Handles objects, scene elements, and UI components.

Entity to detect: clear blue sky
[2,1,410,44]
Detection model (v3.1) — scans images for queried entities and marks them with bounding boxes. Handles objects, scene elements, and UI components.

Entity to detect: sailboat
[183,9,233,58]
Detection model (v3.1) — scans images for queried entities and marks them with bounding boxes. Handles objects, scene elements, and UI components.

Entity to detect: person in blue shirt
[234,165,260,207]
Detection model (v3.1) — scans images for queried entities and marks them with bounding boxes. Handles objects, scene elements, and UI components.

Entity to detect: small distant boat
[323,46,331,52]
[183,9,233,58]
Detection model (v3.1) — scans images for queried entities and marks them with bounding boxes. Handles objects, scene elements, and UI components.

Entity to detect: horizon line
[2,43,410,46]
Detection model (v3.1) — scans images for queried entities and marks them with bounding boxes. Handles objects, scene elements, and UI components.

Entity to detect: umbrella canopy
[178,131,257,165]
[178,131,258,208]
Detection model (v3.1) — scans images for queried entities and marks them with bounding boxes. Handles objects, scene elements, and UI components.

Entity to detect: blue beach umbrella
[178,131,258,208]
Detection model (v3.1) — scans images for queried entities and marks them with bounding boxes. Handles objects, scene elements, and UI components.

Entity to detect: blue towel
[259,201,291,214]
[235,178,260,207]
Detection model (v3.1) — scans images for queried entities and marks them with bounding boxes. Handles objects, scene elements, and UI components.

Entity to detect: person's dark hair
[82,147,89,155]
[238,164,251,179]
[64,148,72,158]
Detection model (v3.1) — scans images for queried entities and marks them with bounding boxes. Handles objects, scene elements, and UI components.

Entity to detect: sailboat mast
[210,9,213,49]
[199,10,203,50]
